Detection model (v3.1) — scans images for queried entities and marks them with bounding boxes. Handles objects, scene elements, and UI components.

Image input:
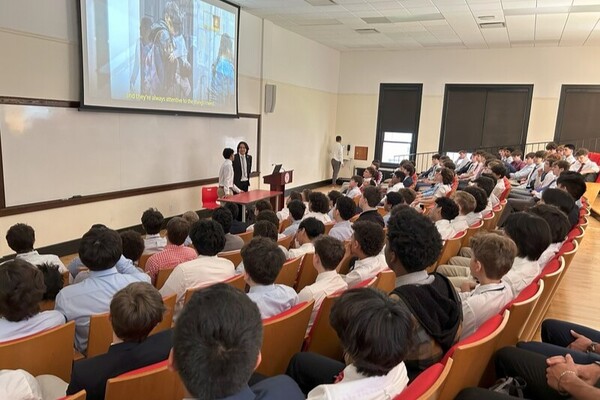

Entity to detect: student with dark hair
[385,208,460,377]
[288,288,412,398]
[243,237,298,318]
[362,166,378,188]
[509,152,536,181]
[140,208,167,252]
[343,221,388,288]
[282,200,307,238]
[5,223,67,274]
[449,191,476,234]
[120,230,145,264]
[66,283,171,400]
[383,191,405,225]
[399,188,417,205]
[455,150,470,172]
[357,186,385,227]
[306,192,332,223]
[388,170,406,193]
[288,217,325,259]
[218,147,242,197]
[329,196,355,241]
[563,143,576,164]
[326,190,342,220]
[429,197,460,240]
[542,188,579,228]
[145,217,197,285]
[400,162,416,188]
[344,175,363,199]
[38,262,64,301]
[236,220,290,275]
[0,259,65,341]
[224,202,248,234]
[570,148,599,182]
[233,140,252,193]
[212,207,244,252]
[463,186,487,226]
[55,227,150,353]
[277,191,304,222]
[417,168,454,202]
[159,220,235,311]
[172,284,304,399]
[256,210,284,238]
[246,200,274,232]
[473,175,499,211]
[557,171,587,205]
[370,160,383,185]
[487,161,507,198]
[527,204,570,268]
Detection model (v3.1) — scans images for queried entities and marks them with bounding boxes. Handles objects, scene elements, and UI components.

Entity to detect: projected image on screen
[80,0,239,115]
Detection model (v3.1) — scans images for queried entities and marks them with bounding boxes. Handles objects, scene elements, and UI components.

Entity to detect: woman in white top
[0,260,65,342]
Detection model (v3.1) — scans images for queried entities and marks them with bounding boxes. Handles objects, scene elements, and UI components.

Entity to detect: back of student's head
[166,217,190,246]
[386,208,443,273]
[302,189,312,202]
[398,188,416,205]
[330,288,412,377]
[575,147,589,157]
[556,171,586,200]
[309,192,330,214]
[37,262,63,301]
[0,259,45,322]
[289,191,303,202]
[442,160,456,170]
[6,223,35,253]
[79,227,122,271]
[120,230,145,262]
[255,200,273,213]
[256,210,280,229]
[288,200,306,221]
[110,282,165,342]
[362,186,382,208]
[314,236,345,271]
[472,176,495,197]
[527,204,570,244]
[470,233,516,280]
[541,188,576,217]
[452,191,476,215]
[174,283,262,399]
[463,186,487,213]
[335,196,356,221]
[534,150,547,160]
[241,237,285,285]
[189,220,226,256]
[481,172,497,184]
[352,221,385,257]
[489,162,507,178]
[503,213,551,261]
[350,175,364,187]
[252,220,278,242]
[435,197,459,221]
[439,168,455,185]
[327,190,342,207]
[298,217,325,240]
[212,207,234,234]
[386,191,404,208]
[141,208,164,235]
[181,210,200,225]
[222,203,239,221]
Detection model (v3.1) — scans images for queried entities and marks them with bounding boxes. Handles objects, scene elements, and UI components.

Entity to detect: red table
[218,190,283,222]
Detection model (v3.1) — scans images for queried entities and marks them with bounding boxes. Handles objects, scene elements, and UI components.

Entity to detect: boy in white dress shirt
[344,175,363,199]
[5,223,67,274]
[140,208,167,253]
[462,186,487,226]
[527,204,570,269]
[342,221,389,288]
[298,236,348,331]
[570,148,600,182]
[282,200,307,238]
[288,218,325,260]
[458,233,516,339]
[304,192,332,224]
[449,191,476,234]
[328,196,355,241]
[244,237,299,319]
[429,197,460,240]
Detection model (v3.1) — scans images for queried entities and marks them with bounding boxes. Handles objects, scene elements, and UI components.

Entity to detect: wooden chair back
[0,321,75,382]
[155,267,175,290]
[560,239,578,270]
[105,361,185,400]
[87,313,113,358]
[184,274,246,304]
[489,204,504,230]
[336,251,353,275]
[374,269,396,293]
[295,253,318,292]
[62,271,70,287]
[277,234,294,250]
[439,311,510,400]
[394,360,453,400]
[461,220,484,247]
[139,253,153,270]
[257,301,314,376]
[150,294,176,335]
[39,300,55,311]
[236,230,254,244]
[353,195,361,207]
[279,218,292,233]
[274,256,302,287]
[63,390,87,399]
[324,222,335,235]
[377,207,387,217]
[428,230,466,273]
[481,211,495,232]
[217,249,243,266]
[303,292,344,361]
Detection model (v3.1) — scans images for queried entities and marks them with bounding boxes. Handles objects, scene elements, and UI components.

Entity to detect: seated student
[473,175,498,212]
[557,171,587,208]
[0,260,65,342]
[385,208,461,377]
[159,220,235,311]
[305,192,333,223]
[510,151,546,193]
[326,190,342,220]
[356,186,385,227]
[246,200,273,232]
[458,233,516,339]
[65,283,172,400]
[387,170,406,193]
[455,150,470,172]
[450,191,476,234]
[382,191,405,226]
[38,262,64,303]
[457,152,483,187]
[527,204,570,268]
[399,188,417,206]
[418,167,454,199]
[302,189,312,210]
[400,162,416,188]
[256,210,287,240]
[277,191,303,221]
[288,217,325,260]
[343,175,363,199]
[328,196,355,241]
[223,202,248,234]
[570,147,600,182]
[509,152,536,181]
[181,210,200,245]
[140,208,167,253]
[120,230,145,267]
[417,153,441,186]
[361,166,377,189]
[4,223,67,273]
[288,288,412,399]
[283,200,307,237]
[145,217,198,285]
[297,236,347,331]
[55,227,150,354]
[552,160,571,185]
[236,220,290,275]
[172,283,304,400]
[462,186,488,226]
[510,149,526,172]
[542,188,579,228]
[243,237,298,319]
[429,197,460,240]
[342,221,388,288]
[487,161,507,199]
[212,207,245,252]
[371,160,383,185]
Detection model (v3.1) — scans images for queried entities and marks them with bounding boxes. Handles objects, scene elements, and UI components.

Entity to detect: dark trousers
[331,159,342,185]
[517,319,600,364]
[286,352,344,395]
[235,181,250,221]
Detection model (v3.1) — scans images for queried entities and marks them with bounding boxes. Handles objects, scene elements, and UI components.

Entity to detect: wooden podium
[263,170,293,211]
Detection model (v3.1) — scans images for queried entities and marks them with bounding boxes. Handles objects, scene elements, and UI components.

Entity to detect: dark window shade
[481,91,529,148]
[441,90,486,151]
[555,87,600,144]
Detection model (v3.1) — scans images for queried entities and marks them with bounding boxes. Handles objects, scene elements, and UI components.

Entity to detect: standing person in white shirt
[218,147,241,198]
[330,135,344,185]
[287,218,325,259]
[458,233,516,339]
[298,236,348,331]
[288,288,411,399]
[342,221,389,288]
[4,223,67,274]
[140,208,167,253]
[329,196,356,241]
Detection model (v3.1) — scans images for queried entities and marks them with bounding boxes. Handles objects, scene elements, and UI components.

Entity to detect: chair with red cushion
[295,253,318,292]
[588,152,600,182]
[428,230,466,273]
[496,280,544,349]
[461,220,484,248]
[499,177,512,201]
[104,360,185,400]
[201,186,220,209]
[274,256,302,287]
[394,360,453,400]
[184,274,246,304]
[374,269,396,293]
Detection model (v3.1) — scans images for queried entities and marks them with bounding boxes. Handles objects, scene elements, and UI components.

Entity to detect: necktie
[577,163,583,173]
[241,155,247,179]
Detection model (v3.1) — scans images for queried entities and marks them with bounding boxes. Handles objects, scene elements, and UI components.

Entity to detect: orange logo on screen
[284,172,290,184]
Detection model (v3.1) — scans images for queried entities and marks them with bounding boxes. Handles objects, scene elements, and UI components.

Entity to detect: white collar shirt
[15,251,68,274]
[346,187,361,199]
[388,182,404,193]
[459,282,513,339]
[435,219,455,241]
[343,254,389,288]
[329,220,354,242]
[394,270,434,288]
[307,363,409,400]
[331,143,344,163]
[239,154,249,182]
[0,311,65,343]
[538,241,563,269]
[455,157,469,171]
[144,234,167,253]
[218,159,240,195]
[287,242,315,260]
[450,215,470,234]
[247,284,299,319]
[465,212,482,227]
[570,159,600,174]
[298,271,348,331]
[282,220,302,237]
[511,163,535,181]
[502,256,540,297]
[492,179,506,199]
[304,212,332,224]
[565,154,576,165]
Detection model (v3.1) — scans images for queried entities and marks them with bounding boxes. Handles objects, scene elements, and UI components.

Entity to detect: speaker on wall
[265,84,277,113]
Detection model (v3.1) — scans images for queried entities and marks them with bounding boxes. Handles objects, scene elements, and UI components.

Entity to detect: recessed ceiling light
[304,0,337,5]
[478,15,496,20]
[355,28,380,34]
[479,22,506,29]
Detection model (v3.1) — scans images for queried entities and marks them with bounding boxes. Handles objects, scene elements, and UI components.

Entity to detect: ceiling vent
[361,17,392,24]
[355,28,380,34]
[305,0,337,5]
[479,22,506,29]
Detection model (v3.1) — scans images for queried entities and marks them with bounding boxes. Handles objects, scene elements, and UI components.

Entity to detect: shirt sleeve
[342,270,362,288]
[159,267,185,302]
[297,287,314,304]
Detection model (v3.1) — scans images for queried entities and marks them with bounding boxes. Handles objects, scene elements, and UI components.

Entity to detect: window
[375,84,423,169]
[554,85,600,151]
